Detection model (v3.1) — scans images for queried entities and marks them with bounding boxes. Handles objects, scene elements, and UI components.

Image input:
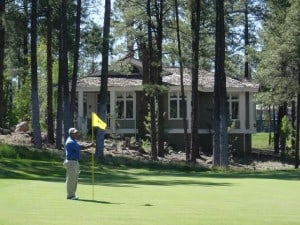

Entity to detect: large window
[115,92,134,119]
[227,94,239,120]
[169,92,186,119]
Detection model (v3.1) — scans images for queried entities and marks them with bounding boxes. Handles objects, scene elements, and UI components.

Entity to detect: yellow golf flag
[91,112,107,130]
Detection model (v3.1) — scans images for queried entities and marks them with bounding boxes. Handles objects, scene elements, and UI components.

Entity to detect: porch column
[187,92,192,133]
[240,92,246,131]
[248,93,255,131]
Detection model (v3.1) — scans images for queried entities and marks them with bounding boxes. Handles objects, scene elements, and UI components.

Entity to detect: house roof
[162,68,259,91]
[76,67,259,92]
[77,74,142,88]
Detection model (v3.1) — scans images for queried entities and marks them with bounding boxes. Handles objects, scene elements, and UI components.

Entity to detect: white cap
[68,128,78,135]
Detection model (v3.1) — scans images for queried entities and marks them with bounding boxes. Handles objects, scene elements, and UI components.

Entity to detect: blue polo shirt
[65,136,82,160]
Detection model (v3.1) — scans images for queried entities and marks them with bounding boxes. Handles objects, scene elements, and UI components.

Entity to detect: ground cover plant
[0,144,300,225]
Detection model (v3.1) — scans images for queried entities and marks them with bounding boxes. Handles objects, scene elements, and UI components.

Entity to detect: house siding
[115,120,135,129]
[77,90,254,155]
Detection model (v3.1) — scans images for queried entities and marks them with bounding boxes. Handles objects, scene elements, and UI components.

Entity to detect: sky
[87,0,117,64]
[89,0,115,26]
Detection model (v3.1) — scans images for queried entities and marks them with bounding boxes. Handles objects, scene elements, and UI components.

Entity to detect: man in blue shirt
[64,128,93,200]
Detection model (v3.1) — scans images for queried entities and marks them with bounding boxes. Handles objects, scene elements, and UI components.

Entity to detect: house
[74,58,259,154]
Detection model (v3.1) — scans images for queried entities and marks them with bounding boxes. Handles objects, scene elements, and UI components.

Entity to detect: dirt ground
[0,133,294,170]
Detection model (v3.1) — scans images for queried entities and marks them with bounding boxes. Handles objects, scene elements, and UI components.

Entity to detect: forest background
[0,0,299,168]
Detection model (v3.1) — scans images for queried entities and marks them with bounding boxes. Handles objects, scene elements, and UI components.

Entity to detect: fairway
[0,159,300,225]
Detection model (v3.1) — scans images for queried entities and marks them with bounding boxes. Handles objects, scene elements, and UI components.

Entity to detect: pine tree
[213,0,228,167]
[256,0,299,158]
[174,0,189,157]
[30,0,42,147]
[0,1,5,128]
[190,0,200,162]
[70,0,82,126]
[95,0,111,159]
[46,0,54,144]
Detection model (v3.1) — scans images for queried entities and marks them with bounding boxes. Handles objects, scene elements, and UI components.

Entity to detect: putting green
[0,169,300,225]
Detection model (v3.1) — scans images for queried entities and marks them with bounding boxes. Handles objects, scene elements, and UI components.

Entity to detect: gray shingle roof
[76,68,259,91]
[162,67,259,90]
[77,75,142,88]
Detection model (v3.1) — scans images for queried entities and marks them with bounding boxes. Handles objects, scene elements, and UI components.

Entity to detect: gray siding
[115,120,135,129]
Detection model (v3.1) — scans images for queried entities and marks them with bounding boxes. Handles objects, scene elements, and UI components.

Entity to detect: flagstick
[91,112,107,201]
[91,127,95,201]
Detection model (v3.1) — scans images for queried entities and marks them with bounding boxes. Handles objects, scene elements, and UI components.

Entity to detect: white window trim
[115,91,136,120]
[228,93,240,121]
[168,91,187,120]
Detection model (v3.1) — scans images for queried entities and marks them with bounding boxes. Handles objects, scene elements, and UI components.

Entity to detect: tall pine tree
[213,0,228,167]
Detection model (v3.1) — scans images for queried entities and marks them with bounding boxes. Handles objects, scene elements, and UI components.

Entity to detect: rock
[0,127,11,135]
[15,121,29,133]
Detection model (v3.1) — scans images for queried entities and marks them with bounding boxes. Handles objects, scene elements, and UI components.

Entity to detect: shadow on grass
[77,199,122,205]
[0,158,65,182]
[87,154,300,182]
[1,153,299,188]
[0,157,232,187]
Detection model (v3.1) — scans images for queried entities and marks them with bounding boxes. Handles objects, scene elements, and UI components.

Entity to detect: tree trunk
[22,0,29,87]
[157,93,164,157]
[295,64,300,168]
[0,1,4,128]
[274,104,285,154]
[61,0,70,139]
[55,64,63,149]
[147,0,157,160]
[46,1,54,144]
[138,42,149,139]
[272,105,276,150]
[30,0,42,148]
[70,0,82,126]
[213,0,228,167]
[96,0,111,159]
[280,103,287,160]
[267,105,272,145]
[175,0,189,156]
[291,100,296,150]
[244,1,250,79]
[56,1,66,149]
[155,0,165,158]
[190,0,200,162]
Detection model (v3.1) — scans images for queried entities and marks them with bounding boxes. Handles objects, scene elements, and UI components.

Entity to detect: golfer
[64,127,93,200]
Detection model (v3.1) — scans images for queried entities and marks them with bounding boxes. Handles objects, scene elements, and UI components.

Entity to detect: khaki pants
[63,160,80,198]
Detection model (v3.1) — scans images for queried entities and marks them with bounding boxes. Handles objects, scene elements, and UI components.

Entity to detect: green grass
[252,132,273,150]
[1,145,300,225]
[252,132,295,153]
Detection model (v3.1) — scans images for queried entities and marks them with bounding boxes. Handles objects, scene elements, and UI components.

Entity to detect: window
[169,92,186,119]
[115,92,134,119]
[227,94,239,120]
